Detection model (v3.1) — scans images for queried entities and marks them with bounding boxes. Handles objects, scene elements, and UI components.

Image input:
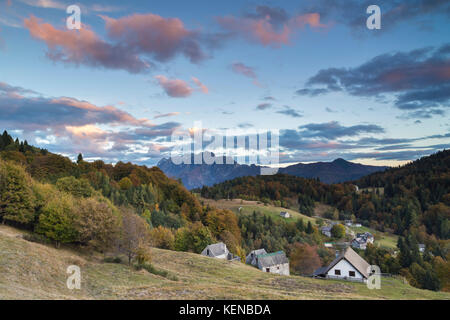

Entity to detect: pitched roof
[313,266,328,276]
[204,242,228,256]
[324,247,371,278]
[248,249,267,256]
[257,251,288,268]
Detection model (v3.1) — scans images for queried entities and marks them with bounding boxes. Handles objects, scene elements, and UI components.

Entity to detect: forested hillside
[1,131,448,292]
[0,130,242,259]
[198,150,450,239]
[198,150,450,291]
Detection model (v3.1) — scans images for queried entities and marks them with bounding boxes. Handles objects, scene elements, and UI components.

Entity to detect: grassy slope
[348,225,398,250]
[200,198,317,223]
[201,198,398,250]
[0,225,448,300]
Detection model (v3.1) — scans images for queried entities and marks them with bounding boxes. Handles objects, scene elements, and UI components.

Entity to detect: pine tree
[306,221,314,234]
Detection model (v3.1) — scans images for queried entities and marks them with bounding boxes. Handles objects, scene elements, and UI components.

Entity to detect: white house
[357,232,374,243]
[245,249,267,266]
[313,247,371,282]
[201,242,240,261]
[280,211,290,218]
[256,251,290,276]
[418,244,426,253]
[351,232,374,250]
[351,238,368,250]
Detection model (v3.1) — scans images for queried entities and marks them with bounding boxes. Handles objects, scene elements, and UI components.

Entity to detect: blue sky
[0,0,449,166]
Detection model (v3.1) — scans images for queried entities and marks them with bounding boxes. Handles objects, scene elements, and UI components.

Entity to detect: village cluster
[200,240,377,283]
[201,207,427,284]
[200,209,383,283]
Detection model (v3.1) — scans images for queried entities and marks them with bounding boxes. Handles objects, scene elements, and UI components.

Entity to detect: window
[334,269,341,275]
[266,268,270,272]
[349,271,356,277]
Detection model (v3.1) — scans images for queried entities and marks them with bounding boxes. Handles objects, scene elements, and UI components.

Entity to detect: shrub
[136,263,178,281]
[135,245,152,265]
[103,256,122,264]
[22,232,50,245]
[331,224,346,238]
[74,197,120,250]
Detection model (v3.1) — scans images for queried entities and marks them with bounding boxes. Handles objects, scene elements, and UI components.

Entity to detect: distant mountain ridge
[157,153,388,189]
[280,158,388,184]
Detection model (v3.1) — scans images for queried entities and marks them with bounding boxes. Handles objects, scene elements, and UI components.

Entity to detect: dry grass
[0,225,448,300]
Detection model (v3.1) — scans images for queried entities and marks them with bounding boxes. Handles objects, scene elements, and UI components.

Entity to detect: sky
[0,0,449,167]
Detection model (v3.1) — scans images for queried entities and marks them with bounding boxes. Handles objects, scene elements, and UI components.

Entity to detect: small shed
[280,211,290,218]
[256,251,290,276]
[201,242,241,261]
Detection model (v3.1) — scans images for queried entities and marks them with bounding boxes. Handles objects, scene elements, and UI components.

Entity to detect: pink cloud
[231,62,257,79]
[101,13,206,63]
[154,112,180,119]
[24,13,212,73]
[24,15,150,73]
[217,12,325,47]
[231,62,262,87]
[192,77,209,94]
[155,75,193,98]
[20,0,66,9]
[51,97,153,127]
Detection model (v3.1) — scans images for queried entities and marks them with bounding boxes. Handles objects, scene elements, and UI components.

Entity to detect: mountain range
[157,153,388,189]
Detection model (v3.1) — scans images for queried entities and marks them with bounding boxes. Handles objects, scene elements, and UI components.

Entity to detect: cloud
[101,13,207,64]
[0,83,153,130]
[303,0,450,32]
[24,12,216,73]
[191,77,209,94]
[154,75,193,98]
[298,121,385,139]
[276,106,303,118]
[237,123,254,129]
[154,76,208,98]
[277,121,449,163]
[24,15,151,73]
[325,107,338,113]
[231,62,257,78]
[19,0,66,10]
[256,103,272,110]
[296,44,450,118]
[0,81,182,164]
[154,112,180,119]
[231,62,262,86]
[244,6,290,27]
[217,6,325,47]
